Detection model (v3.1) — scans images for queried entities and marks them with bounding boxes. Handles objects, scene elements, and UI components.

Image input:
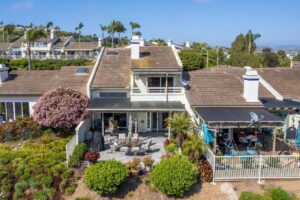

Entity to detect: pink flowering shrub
[33,87,89,128]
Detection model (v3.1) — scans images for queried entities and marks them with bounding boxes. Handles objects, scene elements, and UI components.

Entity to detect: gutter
[86,47,105,98]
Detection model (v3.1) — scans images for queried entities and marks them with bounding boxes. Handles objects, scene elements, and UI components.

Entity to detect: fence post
[257,154,264,184]
[211,150,217,185]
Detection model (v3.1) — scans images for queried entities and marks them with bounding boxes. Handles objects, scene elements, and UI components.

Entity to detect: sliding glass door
[148,112,170,132]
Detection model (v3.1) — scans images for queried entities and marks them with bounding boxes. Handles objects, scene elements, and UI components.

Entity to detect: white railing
[66,134,77,161]
[204,149,300,182]
[131,87,183,94]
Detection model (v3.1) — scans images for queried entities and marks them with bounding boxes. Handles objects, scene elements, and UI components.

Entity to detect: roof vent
[76,67,89,75]
[106,51,119,56]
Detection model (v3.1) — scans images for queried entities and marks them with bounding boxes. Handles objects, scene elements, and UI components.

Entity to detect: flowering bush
[196,159,213,182]
[84,151,100,163]
[33,87,89,128]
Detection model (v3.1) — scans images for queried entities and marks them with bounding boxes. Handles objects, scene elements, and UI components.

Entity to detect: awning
[88,98,186,112]
[194,107,283,128]
[260,98,300,109]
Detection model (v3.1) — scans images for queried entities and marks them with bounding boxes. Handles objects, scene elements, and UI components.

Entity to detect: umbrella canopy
[296,122,300,147]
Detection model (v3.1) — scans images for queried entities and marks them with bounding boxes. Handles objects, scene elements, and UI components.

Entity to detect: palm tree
[130,22,141,36]
[45,21,53,33]
[26,29,46,70]
[75,22,84,43]
[246,30,261,54]
[114,21,126,47]
[99,24,107,46]
[133,31,142,36]
[107,20,118,48]
[165,113,194,153]
[3,24,15,42]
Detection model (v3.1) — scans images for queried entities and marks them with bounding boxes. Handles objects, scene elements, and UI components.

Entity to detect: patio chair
[118,133,127,144]
[132,134,139,143]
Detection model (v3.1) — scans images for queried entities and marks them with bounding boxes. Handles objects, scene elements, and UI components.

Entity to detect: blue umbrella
[202,123,214,144]
[296,122,300,147]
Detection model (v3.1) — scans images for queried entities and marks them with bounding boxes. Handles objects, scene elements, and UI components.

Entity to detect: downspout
[86,47,104,98]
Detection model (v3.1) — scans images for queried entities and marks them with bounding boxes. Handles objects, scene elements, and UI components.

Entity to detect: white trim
[171,45,183,67]
[259,77,284,101]
[86,47,104,98]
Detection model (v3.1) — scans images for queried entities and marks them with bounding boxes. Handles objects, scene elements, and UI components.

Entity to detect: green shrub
[178,50,205,70]
[68,143,88,167]
[164,142,178,154]
[9,59,91,70]
[240,192,263,200]
[84,160,128,195]
[150,156,198,196]
[13,181,29,199]
[33,190,48,200]
[264,188,296,200]
[40,175,53,188]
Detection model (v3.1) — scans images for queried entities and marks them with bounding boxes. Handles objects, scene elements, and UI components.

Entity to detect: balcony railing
[131,87,183,94]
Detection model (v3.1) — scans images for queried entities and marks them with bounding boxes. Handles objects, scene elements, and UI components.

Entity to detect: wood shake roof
[185,67,274,107]
[0,66,91,95]
[91,46,181,89]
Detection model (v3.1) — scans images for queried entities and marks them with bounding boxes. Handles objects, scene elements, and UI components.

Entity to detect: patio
[86,132,167,164]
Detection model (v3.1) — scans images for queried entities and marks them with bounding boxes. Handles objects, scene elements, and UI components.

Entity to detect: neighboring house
[0,64,91,121]
[87,36,186,134]
[64,41,100,58]
[2,29,100,59]
[0,43,11,56]
[291,60,300,68]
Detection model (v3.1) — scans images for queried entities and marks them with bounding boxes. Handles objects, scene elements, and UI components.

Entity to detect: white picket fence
[205,149,300,182]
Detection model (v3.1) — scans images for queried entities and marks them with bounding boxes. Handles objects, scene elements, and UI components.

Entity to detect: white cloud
[10,0,34,11]
[193,0,211,4]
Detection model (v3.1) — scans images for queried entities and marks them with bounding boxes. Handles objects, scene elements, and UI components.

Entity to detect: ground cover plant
[239,187,298,200]
[0,134,76,199]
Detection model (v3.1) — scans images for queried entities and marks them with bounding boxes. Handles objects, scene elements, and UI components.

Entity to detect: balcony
[131,87,183,94]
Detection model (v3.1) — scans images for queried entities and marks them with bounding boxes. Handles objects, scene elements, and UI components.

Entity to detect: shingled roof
[91,46,181,89]
[184,67,274,107]
[0,66,91,95]
[0,43,11,51]
[258,68,300,101]
[64,42,99,51]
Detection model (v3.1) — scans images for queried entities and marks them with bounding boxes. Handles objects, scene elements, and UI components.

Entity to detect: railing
[204,149,300,182]
[131,87,183,94]
[66,134,77,161]
[0,54,98,60]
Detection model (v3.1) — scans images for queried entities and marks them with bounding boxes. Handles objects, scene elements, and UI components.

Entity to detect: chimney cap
[131,35,140,43]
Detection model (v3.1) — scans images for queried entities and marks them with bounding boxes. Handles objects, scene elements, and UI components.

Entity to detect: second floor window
[148,77,174,87]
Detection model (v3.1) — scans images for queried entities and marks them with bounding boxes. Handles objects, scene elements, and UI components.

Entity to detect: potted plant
[84,151,100,164]
[125,158,143,176]
[143,156,154,172]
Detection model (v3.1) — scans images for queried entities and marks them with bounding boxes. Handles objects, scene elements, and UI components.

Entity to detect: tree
[178,50,205,70]
[99,24,107,41]
[114,21,126,47]
[33,87,89,129]
[45,21,53,33]
[25,29,47,70]
[165,113,194,152]
[231,34,247,54]
[245,30,261,53]
[0,21,4,42]
[3,24,15,42]
[277,50,286,61]
[129,22,141,36]
[107,20,118,48]
[262,48,280,67]
[133,31,142,36]
[75,22,84,43]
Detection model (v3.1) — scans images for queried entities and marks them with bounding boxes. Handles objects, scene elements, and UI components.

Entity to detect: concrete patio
[88,133,167,164]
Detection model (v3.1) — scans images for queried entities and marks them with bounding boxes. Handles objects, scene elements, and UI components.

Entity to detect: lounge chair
[141,139,152,153]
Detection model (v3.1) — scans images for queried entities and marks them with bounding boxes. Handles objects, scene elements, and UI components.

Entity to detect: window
[148,77,174,87]
[0,102,6,121]
[6,102,14,121]
[15,102,22,118]
[99,92,127,98]
[22,102,30,117]
[0,102,30,121]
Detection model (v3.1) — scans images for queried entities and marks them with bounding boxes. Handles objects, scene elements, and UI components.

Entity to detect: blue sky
[0,0,299,47]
